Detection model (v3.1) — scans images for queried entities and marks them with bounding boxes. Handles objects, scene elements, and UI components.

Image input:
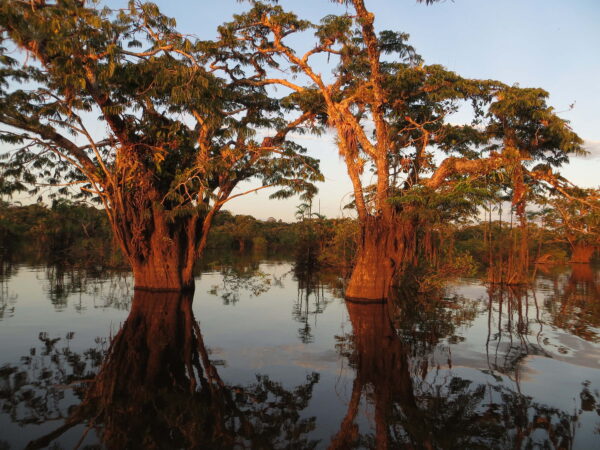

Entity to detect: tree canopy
[0,0,591,294]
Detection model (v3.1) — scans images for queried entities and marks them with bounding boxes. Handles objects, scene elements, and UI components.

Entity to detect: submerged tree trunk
[129,226,195,291]
[345,216,415,301]
[569,243,595,264]
[503,163,531,286]
[109,198,204,292]
[506,203,530,285]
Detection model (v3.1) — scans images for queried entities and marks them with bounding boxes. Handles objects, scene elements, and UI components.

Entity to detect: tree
[222,214,257,250]
[222,0,582,299]
[483,86,584,283]
[539,188,600,264]
[0,0,321,291]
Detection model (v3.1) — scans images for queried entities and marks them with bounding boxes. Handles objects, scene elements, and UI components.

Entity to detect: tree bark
[111,200,201,292]
[506,200,530,285]
[345,216,415,301]
[131,245,194,291]
[569,243,595,264]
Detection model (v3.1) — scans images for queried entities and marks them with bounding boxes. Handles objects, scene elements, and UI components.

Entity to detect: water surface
[0,255,599,448]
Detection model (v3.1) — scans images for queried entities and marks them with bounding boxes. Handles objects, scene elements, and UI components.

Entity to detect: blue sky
[150,0,598,220]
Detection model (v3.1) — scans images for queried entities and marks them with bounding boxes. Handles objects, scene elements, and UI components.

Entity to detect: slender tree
[0,0,321,291]
[483,86,584,283]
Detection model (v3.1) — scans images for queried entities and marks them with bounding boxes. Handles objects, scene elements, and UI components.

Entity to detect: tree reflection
[484,286,552,375]
[7,290,320,449]
[42,264,132,311]
[207,256,273,305]
[0,259,17,320]
[292,263,338,344]
[0,331,104,428]
[332,298,587,449]
[545,264,600,342]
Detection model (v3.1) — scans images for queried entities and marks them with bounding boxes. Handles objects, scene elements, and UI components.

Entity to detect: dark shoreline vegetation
[0,199,596,286]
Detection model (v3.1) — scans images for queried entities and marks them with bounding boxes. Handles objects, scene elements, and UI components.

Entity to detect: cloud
[582,140,600,159]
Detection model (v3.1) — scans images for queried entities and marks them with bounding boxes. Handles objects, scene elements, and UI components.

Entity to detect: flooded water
[0,254,599,449]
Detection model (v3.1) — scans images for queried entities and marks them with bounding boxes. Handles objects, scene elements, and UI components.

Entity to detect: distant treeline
[0,200,591,275]
[0,200,118,266]
[0,201,358,269]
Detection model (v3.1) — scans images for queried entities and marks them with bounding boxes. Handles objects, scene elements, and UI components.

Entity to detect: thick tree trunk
[111,201,201,292]
[570,263,594,283]
[131,218,195,291]
[131,246,193,291]
[345,216,415,301]
[569,243,595,264]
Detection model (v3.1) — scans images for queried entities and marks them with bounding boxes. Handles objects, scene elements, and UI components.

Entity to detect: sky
[150,0,599,221]
[7,0,600,220]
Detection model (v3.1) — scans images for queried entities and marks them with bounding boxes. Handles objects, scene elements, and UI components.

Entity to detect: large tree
[0,0,321,291]
[222,0,582,299]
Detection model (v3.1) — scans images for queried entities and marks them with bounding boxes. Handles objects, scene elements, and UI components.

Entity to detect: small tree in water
[538,188,600,264]
[0,0,321,291]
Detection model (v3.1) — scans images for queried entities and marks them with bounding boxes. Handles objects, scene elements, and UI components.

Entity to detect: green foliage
[537,188,600,247]
[222,1,584,279]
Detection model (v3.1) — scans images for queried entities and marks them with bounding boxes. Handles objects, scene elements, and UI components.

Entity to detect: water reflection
[334,299,590,449]
[293,264,338,344]
[19,290,319,449]
[545,264,600,342]
[484,286,551,375]
[206,256,273,305]
[0,331,104,432]
[41,265,132,312]
[0,260,599,448]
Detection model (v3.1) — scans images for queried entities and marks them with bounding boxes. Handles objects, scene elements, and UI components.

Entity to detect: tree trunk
[570,243,595,264]
[345,216,415,301]
[570,263,594,283]
[506,204,530,285]
[131,244,193,291]
[111,201,201,292]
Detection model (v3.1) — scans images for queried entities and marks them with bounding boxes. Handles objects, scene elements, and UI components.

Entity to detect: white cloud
[582,140,600,159]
